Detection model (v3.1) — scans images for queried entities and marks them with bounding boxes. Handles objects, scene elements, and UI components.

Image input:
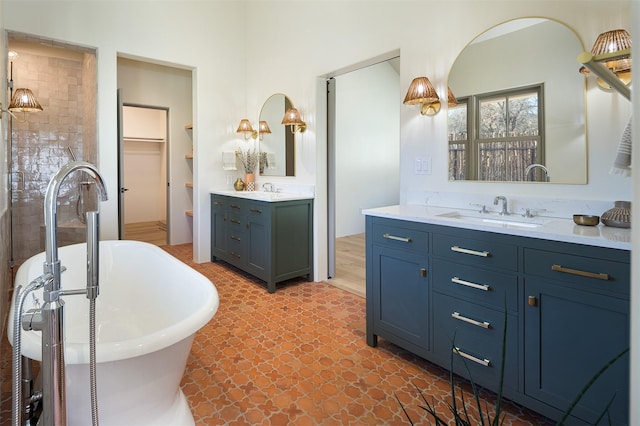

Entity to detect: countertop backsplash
[406,191,625,220]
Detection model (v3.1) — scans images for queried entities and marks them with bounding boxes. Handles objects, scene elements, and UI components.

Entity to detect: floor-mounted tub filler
[8,161,219,426]
[9,240,220,425]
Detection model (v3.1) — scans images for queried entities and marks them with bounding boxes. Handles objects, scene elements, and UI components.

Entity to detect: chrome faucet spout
[524,163,550,182]
[493,196,509,215]
[44,161,107,291]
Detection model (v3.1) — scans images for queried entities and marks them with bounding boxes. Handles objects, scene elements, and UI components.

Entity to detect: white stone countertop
[363,204,631,251]
[211,189,314,202]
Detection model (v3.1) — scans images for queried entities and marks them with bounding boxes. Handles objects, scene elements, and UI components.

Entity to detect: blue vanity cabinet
[523,244,630,425]
[366,217,430,356]
[365,214,631,424]
[211,194,313,293]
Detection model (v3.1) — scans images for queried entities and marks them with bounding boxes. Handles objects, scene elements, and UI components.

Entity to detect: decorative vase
[244,173,255,191]
[601,200,631,228]
[233,178,244,191]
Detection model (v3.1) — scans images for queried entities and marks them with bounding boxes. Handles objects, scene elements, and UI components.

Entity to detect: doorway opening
[117,56,193,247]
[121,105,168,246]
[327,56,401,297]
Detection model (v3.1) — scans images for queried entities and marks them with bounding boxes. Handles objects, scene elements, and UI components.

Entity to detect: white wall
[335,60,400,237]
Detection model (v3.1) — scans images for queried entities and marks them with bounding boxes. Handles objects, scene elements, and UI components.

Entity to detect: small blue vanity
[211,191,313,293]
[364,205,630,425]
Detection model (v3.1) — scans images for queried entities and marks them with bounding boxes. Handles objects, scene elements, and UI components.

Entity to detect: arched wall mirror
[447,18,587,183]
[259,93,295,176]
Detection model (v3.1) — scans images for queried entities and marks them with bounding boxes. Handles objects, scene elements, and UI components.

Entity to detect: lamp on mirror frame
[236,118,257,140]
[579,29,632,89]
[281,107,306,134]
[258,120,271,140]
[447,87,458,107]
[403,77,441,116]
[1,88,43,122]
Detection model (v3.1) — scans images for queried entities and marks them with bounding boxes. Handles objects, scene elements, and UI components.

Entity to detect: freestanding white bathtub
[8,240,219,426]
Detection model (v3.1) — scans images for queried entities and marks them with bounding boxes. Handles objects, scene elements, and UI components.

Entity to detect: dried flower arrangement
[236,148,258,174]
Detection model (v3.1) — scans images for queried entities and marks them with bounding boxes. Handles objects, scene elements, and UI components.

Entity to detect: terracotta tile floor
[1,243,554,425]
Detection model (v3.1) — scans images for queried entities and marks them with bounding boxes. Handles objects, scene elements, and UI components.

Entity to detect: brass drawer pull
[551,264,609,281]
[453,347,491,367]
[230,252,241,259]
[230,204,241,209]
[383,233,412,243]
[451,277,491,291]
[452,312,491,329]
[250,208,263,214]
[229,236,241,241]
[230,219,241,225]
[451,246,490,257]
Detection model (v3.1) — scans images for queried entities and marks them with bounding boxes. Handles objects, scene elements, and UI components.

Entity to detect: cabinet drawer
[371,219,429,254]
[433,293,517,389]
[524,248,629,296]
[433,232,517,271]
[432,259,518,312]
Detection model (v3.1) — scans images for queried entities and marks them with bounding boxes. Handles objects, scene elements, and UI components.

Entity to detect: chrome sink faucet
[494,196,509,215]
[262,182,274,192]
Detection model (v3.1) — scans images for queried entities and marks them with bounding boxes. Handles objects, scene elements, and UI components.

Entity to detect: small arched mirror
[259,93,295,176]
[447,18,587,183]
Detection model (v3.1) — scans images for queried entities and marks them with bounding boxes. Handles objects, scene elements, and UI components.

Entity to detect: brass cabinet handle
[551,264,609,281]
[383,233,412,243]
[230,204,241,209]
[528,296,538,307]
[451,245,490,257]
[419,268,427,277]
[230,252,241,258]
[451,312,491,329]
[451,277,491,292]
[250,208,263,214]
[230,219,241,225]
[229,236,241,241]
[453,347,491,367]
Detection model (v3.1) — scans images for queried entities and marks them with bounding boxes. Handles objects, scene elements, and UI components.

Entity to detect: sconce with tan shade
[281,107,306,133]
[578,29,631,99]
[236,118,258,140]
[1,88,43,122]
[258,120,271,140]
[403,77,441,115]
[447,87,458,107]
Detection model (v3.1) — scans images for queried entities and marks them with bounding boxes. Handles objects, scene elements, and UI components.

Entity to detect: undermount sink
[437,211,550,228]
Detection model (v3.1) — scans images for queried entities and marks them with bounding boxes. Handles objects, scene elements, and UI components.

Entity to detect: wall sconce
[281,107,306,134]
[258,120,271,140]
[1,88,43,122]
[403,77,441,116]
[236,118,257,140]
[578,29,631,99]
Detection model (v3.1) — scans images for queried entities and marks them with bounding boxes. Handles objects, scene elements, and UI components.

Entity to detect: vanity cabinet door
[211,196,227,260]
[370,244,429,354]
[246,202,269,277]
[524,279,629,425]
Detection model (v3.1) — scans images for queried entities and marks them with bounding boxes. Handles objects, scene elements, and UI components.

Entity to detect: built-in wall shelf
[185,210,193,217]
[185,182,193,188]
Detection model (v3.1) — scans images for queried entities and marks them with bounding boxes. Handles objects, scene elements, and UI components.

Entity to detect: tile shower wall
[9,38,97,267]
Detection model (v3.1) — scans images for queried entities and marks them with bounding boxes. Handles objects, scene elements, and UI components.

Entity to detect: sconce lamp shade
[9,88,43,112]
[447,87,458,107]
[236,118,257,139]
[281,107,306,133]
[258,120,272,134]
[580,29,632,90]
[403,77,441,115]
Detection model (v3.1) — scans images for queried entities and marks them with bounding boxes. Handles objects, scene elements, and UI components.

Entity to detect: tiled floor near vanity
[0,244,553,425]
